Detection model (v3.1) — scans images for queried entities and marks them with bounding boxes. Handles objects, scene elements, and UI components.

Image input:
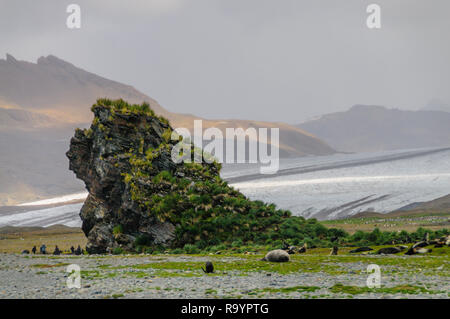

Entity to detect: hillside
[0,54,334,156]
[0,54,334,205]
[298,104,450,152]
[0,54,168,123]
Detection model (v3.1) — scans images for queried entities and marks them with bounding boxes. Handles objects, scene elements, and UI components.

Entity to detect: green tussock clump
[124,147,344,249]
[127,158,342,249]
[93,98,153,117]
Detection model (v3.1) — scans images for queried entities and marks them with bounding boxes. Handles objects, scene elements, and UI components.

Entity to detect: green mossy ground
[6,245,447,299]
[72,245,449,280]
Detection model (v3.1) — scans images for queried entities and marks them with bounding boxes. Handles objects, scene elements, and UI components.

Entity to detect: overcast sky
[1,0,449,123]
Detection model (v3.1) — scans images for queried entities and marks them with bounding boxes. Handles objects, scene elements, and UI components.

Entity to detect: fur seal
[405,246,432,255]
[202,261,214,273]
[412,241,428,249]
[261,249,290,262]
[416,248,432,254]
[281,241,296,254]
[297,243,307,254]
[376,247,402,254]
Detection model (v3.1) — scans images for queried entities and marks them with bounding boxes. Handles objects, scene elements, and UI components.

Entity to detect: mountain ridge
[0,54,168,123]
[298,104,450,153]
[0,53,334,205]
[0,53,333,157]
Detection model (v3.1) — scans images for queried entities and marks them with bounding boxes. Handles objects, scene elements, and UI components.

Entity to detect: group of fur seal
[403,234,449,255]
[281,241,307,255]
[350,234,450,256]
[261,244,340,262]
[404,235,449,255]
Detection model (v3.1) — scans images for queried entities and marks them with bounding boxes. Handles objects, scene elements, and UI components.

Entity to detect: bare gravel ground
[0,253,448,299]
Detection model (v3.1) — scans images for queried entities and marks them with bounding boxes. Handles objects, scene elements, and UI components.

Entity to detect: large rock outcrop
[67,99,332,254]
[66,99,183,253]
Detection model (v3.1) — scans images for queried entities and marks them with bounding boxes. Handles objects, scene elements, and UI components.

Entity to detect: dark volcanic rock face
[67,100,180,253]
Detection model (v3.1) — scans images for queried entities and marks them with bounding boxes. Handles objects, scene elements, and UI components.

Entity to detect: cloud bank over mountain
[1,0,450,123]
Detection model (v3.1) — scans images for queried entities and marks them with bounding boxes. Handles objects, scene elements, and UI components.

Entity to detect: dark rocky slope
[67,99,334,253]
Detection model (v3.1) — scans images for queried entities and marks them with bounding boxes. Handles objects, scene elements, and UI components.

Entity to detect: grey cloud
[0,0,449,123]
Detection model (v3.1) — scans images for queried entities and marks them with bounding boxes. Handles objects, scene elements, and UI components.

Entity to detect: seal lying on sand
[261,249,290,262]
